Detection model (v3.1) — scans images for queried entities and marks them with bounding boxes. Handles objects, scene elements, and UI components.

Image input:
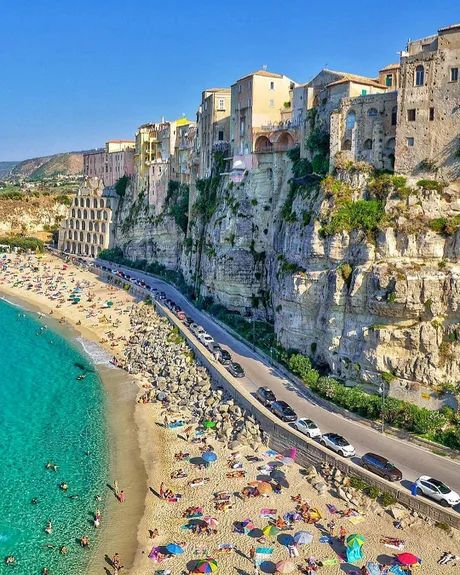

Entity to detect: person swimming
[45,462,58,471]
[44,520,53,534]
[59,482,68,491]
[31,497,39,504]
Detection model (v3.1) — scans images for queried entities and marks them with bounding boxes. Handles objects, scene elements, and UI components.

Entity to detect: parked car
[320,433,355,457]
[189,322,200,333]
[414,476,460,507]
[270,400,298,423]
[218,349,232,366]
[174,309,186,321]
[198,333,214,347]
[226,362,245,378]
[256,387,276,406]
[183,315,193,327]
[294,418,321,438]
[361,452,402,482]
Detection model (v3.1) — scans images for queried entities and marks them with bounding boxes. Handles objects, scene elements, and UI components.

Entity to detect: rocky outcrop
[0,196,68,235]
[113,158,460,408]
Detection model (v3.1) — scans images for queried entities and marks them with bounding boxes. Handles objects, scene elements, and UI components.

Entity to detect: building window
[407,137,415,147]
[450,67,459,82]
[346,110,356,130]
[429,107,435,121]
[270,81,275,90]
[407,109,416,121]
[385,74,393,87]
[415,65,424,86]
[218,130,224,141]
[217,98,225,110]
[391,106,397,126]
[368,108,378,117]
[361,89,367,96]
[342,139,352,151]
[364,139,373,150]
[269,99,274,108]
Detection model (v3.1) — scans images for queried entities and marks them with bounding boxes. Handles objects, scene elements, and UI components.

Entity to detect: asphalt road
[97,260,460,510]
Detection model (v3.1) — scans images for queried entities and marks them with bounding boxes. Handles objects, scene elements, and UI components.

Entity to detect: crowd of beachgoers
[0,252,459,575]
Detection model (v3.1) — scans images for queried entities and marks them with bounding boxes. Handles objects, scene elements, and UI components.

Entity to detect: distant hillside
[10,151,86,180]
[0,161,19,178]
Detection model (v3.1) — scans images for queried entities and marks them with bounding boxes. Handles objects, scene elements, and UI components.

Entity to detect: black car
[226,362,245,378]
[256,387,276,406]
[218,349,232,365]
[361,452,403,482]
[271,400,297,422]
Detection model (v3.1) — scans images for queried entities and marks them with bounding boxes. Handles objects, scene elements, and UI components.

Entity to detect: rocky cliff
[112,156,460,408]
[0,196,69,236]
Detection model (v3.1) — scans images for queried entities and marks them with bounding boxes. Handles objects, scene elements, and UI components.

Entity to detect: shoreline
[0,267,149,575]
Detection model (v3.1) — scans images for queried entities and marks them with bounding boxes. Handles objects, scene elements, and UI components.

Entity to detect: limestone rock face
[114,163,460,408]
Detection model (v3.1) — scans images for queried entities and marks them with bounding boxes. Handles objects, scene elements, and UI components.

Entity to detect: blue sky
[0,0,457,160]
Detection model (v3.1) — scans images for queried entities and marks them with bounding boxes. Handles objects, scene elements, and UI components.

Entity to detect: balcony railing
[259,119,300,132]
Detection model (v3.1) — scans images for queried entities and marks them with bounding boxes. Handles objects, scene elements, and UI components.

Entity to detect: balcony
[260,119,300,132]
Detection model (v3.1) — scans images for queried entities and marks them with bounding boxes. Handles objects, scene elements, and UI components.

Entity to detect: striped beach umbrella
[193,558,218,573]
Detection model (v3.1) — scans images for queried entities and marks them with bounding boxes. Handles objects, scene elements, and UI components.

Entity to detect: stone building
[196,88,231,178]
[329,91,398,171]
[83,141,135,187]
[58,178,118,257]
[230,70,297,170]
[378,63,400,89]
[134,122,166,194]
[395,24,460,179]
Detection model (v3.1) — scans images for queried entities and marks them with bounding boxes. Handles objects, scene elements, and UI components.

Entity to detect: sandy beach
[1,252,460,575]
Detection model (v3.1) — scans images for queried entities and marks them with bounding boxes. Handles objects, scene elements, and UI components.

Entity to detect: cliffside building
[58,177,118,257]
[83,141,135,187]
[230,70,297,170]
[395,24,460,179]
[196,88,231,178]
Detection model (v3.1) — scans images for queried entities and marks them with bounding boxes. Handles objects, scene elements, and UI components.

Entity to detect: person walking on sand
[327,519,336,538]
[339,525,346,544]
[159,482,165,499]
[183,425,193,441]
[118,490,126,503]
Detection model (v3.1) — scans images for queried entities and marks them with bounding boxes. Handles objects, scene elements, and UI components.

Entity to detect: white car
[414,476,460,507]
[199,333,214,347]
[320,433,355,457]
[294,418,321,438]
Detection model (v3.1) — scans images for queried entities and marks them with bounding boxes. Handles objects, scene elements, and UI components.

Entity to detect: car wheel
[320,440,326,447]
[339,450,346,457]
[440,499,450,507]
[416,487,423,496]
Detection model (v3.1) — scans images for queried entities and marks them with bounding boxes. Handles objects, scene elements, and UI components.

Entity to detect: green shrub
[288,354,320,386]
[364,486,381,500]
[416,179,446,192]
[380,492,397,507]
[115,175,130,197]
[166,180,189,234]
[428,215,460,236]
[55,194,72,205]
[349,476,368,490]
[321,199,384,237]
[0,236,44,252]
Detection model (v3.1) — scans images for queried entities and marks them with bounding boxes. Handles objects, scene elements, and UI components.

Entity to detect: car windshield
[430,479,451,494]
[333,436,348,446]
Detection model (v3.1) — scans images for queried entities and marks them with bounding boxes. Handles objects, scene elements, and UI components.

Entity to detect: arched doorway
[255,135,272,153]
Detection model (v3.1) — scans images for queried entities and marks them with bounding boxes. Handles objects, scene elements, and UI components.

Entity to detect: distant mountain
[0,161,20,178]
[11,151,86,180]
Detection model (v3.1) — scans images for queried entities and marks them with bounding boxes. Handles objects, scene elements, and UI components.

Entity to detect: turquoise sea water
[0,298,108,574]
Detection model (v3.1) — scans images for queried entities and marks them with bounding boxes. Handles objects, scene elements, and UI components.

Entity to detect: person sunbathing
[275,516,287,529]
[291,494,302,503]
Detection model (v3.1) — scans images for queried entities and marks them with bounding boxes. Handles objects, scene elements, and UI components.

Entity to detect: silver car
[414,476,460,507]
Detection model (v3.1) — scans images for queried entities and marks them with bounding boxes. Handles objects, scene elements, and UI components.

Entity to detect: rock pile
[123,303,265,449]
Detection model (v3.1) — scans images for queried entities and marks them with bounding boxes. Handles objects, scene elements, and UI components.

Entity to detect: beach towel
[167,421,184,428]
[255,548,274,566]
[321,558,340,567]
[384,543,405,551]
[326,504,338,514]
[348,515,365,525]
[260,508,277,518]
[389,566,406,575]
[218,543,234,551]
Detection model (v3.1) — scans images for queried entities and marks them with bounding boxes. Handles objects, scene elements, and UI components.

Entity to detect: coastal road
[96,259,460,509]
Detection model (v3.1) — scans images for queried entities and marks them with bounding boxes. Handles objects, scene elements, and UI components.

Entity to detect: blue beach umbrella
[166,543,185,555]
[202,451,218,463]
[294,531,313,545]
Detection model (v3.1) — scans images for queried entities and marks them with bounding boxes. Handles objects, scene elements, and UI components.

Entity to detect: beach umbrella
[193,558,218,573]
[203,420,216,428]
[282,457,295,466]
[165,543,184,555]
[263,525,281,537]
[366,561,382,575]
[203,516,218,528]
[202,451,218,463]
[275,559,296,573]
[396,553,421,566]
[294,531,313,545]
[250,481,272,496]
[347,534,365,547]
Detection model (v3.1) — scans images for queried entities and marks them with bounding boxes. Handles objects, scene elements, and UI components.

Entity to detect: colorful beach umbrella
[396,553,421,566]
[263,525,281,537]
[275,559,296,573]
[242,519,255,534]
[294,531,313,545]
[347,534,365,547]
[202,451,218,463]
[165,543,184,555]
[193,558,218,573]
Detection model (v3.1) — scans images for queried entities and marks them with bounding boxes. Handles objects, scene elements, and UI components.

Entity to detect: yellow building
[134,122,165,192]
[230,70,296,166]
